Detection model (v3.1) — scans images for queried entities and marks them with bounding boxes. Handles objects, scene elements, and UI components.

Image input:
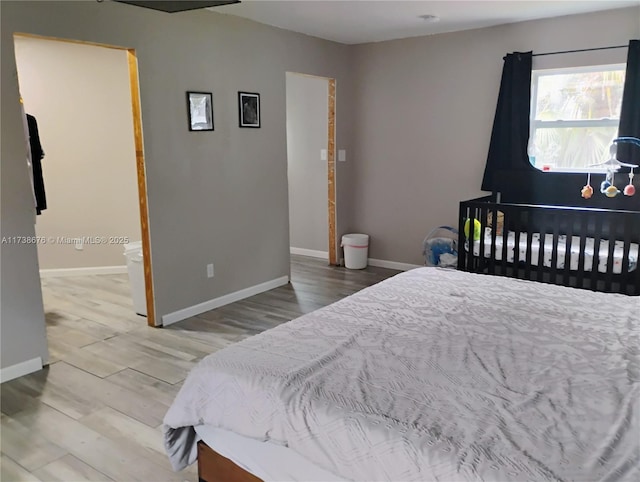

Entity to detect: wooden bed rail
[458,197,640,295]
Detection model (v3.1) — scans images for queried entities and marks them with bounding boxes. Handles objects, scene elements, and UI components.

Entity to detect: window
[529,64,626,172]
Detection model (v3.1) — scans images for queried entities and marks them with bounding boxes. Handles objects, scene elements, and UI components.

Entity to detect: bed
[164,268,639,482]
[458,196,640,295]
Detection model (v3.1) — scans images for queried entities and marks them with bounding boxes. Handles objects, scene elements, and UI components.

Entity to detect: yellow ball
[464,218,482,240]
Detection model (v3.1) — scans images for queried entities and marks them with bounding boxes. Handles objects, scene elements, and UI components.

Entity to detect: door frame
[327,78,337,266]
[13,33,157,327]
[286,72,338,266]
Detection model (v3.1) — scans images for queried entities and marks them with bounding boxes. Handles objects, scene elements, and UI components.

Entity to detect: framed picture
[238,92,260,128]
[187,91,214,131]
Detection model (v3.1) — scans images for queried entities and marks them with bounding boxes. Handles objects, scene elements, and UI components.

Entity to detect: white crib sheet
[471,229,638,274]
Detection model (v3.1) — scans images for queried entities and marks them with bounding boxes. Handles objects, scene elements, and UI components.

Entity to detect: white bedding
[471,228,638,274]
[164,268,639,481]
[195,425,346,481]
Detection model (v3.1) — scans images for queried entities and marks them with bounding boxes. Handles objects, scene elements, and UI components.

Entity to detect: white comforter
[164,268,640,481]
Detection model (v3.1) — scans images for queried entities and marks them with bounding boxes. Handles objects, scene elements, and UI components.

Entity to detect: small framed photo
[238,92,260,128]
[187,91,214,131]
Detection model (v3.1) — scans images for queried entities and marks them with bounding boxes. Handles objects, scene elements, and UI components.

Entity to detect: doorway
[13,34,156,345]
[286,72,337,266]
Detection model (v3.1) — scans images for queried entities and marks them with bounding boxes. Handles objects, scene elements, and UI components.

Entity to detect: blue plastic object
[422,226,459,267]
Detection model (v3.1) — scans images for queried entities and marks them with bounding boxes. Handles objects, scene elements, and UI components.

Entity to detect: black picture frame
[187,91,214,131]
[238,92,260,128]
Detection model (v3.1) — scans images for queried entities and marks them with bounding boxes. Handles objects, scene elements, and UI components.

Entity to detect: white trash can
[124,241,147,316]
[342,233,369,269]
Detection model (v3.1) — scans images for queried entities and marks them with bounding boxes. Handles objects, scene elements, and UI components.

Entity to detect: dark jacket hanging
[617,39,640,165]
[27,114,47,214]
[481,51,533,192]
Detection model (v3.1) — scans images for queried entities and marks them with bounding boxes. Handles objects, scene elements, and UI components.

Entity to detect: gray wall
[286,73,329,254]
[1,23,49,371]
[1,0,355,366]
[1,1,637,372]
[14,36,141,270]
[349,7,640,264]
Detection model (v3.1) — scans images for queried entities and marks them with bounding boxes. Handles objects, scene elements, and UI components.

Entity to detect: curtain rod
[533,45,628,57]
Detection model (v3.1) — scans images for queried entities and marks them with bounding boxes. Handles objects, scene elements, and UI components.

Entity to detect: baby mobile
[581,136,639,199]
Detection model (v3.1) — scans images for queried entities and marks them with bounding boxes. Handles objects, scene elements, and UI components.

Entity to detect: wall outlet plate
[338,149,346,162]
[207,263,214,278]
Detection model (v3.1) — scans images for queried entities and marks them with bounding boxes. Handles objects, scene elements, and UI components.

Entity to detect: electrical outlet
[74,238,83,251]
[207,263,214,278]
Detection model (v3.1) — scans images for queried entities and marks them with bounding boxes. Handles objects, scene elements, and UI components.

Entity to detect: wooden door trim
[327,79,337,266]
[127,50,156,327]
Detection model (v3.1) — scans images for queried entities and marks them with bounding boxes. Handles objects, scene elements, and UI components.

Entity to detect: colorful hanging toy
[581,173,593,199]
[582,137,639,199]
[624,168,636,196]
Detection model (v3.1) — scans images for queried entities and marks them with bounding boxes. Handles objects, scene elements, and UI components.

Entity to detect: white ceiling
[212,0,640,44]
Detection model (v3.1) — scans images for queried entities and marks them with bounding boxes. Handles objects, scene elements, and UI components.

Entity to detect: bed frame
[458,195,640,295]
[197,441,261,482]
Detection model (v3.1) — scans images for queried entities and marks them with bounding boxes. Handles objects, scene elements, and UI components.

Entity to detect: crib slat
[500,206,509,277]
[549,212,560,286]
[523,210,533,281]
[512,209,522,279]
[469,210,478,272]
[537,212,547,283]
[563,214,574,288]
[604,214,618,292]
[479,205,488,274]
[620,212,634,295]
[576,211,589,290]
[488,206,498,276]
[590,215,604,291]
[457,204,467,272]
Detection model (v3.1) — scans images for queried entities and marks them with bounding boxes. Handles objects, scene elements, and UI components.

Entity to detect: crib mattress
[471,229,638,274]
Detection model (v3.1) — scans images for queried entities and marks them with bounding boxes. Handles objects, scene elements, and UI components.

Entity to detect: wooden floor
[1,256,399,482]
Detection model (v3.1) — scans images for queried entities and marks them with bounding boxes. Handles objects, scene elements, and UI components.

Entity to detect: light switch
[338,149,346,162]
[320,149,328,161]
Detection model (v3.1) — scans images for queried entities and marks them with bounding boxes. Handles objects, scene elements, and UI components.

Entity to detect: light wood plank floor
[1,255,399,482]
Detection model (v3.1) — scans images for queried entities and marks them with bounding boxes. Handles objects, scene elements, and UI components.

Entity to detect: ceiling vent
[112,1,240,13]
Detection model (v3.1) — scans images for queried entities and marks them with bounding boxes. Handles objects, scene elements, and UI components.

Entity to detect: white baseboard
[290,247,329,259]
[40,265,127,278]
[367,258,422,271]
[1,357,43,383]
[162,276,290,327]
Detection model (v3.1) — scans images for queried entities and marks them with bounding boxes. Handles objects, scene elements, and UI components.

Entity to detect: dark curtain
[618,39,640,165]
[481,51,533,192]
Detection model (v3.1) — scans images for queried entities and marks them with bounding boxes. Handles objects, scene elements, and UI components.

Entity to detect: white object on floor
[123,241,146,316]
[342,233,369,269]
[195,425,346,482]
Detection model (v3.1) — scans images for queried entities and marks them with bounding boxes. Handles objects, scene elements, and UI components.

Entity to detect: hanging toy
[589,138,639,200]
[603,172,619,198]
[581,172,593,199]
[624,167,636,196]
[600,171,612,194]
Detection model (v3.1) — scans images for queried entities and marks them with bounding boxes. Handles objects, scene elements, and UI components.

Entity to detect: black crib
[458,195,640,296]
